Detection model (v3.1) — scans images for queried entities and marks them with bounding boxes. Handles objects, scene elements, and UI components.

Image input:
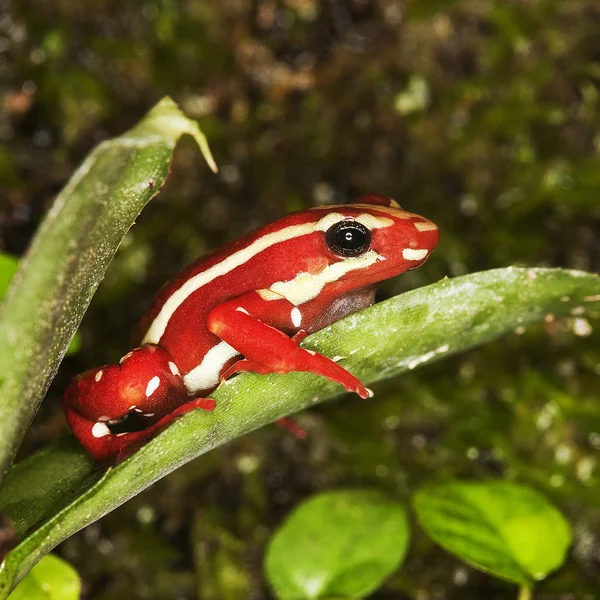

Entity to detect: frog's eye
[325,220,372,257]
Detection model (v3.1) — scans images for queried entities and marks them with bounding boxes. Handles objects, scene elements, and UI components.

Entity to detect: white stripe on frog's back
[142,211,394,345]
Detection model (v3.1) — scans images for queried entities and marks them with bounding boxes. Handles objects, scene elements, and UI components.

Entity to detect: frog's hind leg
[62,344,215,462]
[64,396,216,462]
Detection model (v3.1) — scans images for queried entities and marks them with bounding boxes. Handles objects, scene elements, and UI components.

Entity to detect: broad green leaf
[0,438,96,539]
[265,490,410,599]
[0,97,216,486]
[0,253,81,357]
[413,481,572,586]
[0,254,18,299]
[9,554,79,600]
[0,267,597,597]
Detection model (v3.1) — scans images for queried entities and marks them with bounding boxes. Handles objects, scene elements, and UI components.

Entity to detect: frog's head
[304,193,439,292]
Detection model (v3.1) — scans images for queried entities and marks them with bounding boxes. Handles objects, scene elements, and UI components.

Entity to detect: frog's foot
[276,417,307,439]
[222,354,371,400]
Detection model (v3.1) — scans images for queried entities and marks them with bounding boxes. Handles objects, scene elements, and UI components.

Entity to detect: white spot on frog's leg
[120,351,134,364]
[183,341,239,394]
[95,370,103,382]
[414,221,438,232]
[291,307,302,327]
[92,422,110,438]
[402,248,429,261]
[145,376,161,397]
[168,361,180,376]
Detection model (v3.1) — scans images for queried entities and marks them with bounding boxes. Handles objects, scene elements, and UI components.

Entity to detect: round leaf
[413,481,572,586]
[9,555,80,600]
[265,490,410,599]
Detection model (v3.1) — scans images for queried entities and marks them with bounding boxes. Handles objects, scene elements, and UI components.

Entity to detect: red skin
[62,194,439,462]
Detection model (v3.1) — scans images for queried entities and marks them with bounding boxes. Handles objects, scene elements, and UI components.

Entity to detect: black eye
[325,221,372,257]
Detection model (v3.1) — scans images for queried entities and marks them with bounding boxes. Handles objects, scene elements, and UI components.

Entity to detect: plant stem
[518,585,533,600]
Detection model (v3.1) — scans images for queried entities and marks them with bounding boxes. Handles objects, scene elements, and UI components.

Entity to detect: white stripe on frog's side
[142,211,394,345]
[182,341,239,393]
[270,250,385,306]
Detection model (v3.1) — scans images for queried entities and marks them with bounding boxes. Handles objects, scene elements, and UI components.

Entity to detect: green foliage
[0,254,18,299]
[265,490,410,599]
[2,1,600,596]
[0,97,216,488]
[9,555,80,600]
[413,481,572,587]
[0,252,80,357]
[0,438,96,539]
[0,265,596,596]
[263,482,571,598]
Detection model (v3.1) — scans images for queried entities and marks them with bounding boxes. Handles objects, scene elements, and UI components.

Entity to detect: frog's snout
[401,217,439,264]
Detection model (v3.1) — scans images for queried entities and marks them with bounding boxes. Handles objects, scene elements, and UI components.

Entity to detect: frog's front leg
[207,290,372,399]
[62,345,215,462]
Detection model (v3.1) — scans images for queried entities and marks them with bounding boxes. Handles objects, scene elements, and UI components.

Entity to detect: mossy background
[1,0,600,598]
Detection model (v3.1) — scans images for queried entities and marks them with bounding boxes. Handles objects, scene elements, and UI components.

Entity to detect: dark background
[1,0,600,597]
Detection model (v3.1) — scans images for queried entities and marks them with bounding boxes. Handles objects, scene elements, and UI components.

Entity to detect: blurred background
[1,0,600,598]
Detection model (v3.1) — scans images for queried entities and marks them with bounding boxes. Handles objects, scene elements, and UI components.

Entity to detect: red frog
[63,194,439,461]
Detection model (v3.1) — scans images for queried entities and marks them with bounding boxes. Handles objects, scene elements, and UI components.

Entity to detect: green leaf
[0,438,96,539]
[0,97,216,486]
[0,253,81,357]
[9,554,80,600]
[265,490,410,599]
[0,267,597,597]
[413,481,573,586]
[0,254,18,300]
